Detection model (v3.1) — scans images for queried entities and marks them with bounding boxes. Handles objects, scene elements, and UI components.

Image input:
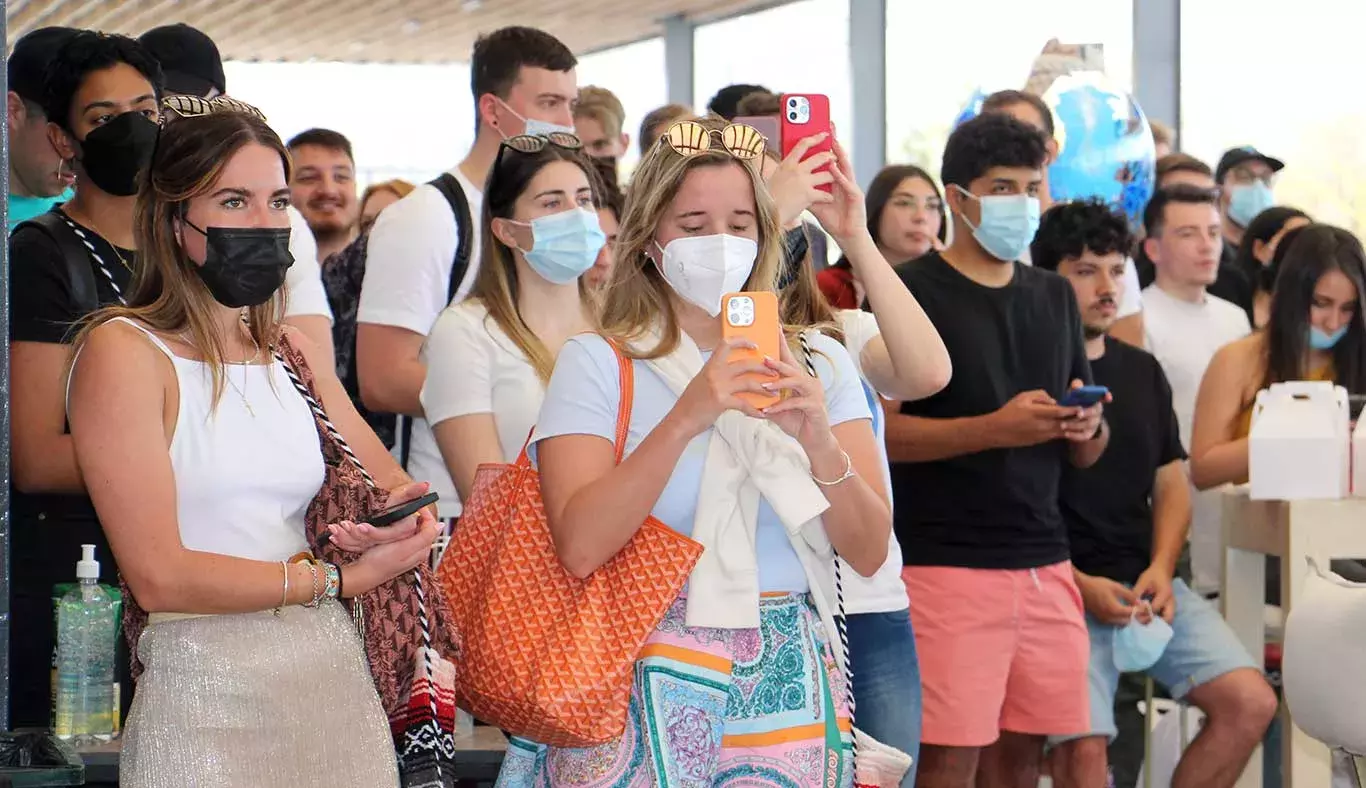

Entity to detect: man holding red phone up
[883,113,1107,788]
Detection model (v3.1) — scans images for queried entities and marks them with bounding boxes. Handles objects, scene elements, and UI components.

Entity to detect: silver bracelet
[811,449,855,487]
[303,561,323,608]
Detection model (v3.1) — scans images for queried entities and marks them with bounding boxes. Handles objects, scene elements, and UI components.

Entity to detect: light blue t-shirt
[531,331,872,593]
[7,189,72,233]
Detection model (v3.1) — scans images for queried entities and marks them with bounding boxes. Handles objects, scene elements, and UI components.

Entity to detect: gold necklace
[65,207,133,271]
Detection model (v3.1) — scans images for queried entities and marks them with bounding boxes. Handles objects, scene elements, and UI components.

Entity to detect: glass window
[575,37,668,173]
[1181,1,1366,233]
[884,0,1133,180]
[693,0,853,160]
[224,61,473,192]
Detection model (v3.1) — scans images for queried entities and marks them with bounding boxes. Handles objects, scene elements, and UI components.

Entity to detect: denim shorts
[846,608,921,788]
[1056,578,1257,743]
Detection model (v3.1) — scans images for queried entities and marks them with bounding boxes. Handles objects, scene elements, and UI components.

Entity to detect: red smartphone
[779,93,833,192]
[721,291,782,410]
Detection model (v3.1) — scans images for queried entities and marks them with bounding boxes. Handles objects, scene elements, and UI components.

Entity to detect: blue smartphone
[1059,385,1109,408]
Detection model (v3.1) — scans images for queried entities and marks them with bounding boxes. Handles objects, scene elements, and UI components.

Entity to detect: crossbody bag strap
[274,335,448,777]
[798,331,858,745]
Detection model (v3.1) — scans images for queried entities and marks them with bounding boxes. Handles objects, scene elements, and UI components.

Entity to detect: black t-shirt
[10,208,134,342]
[891,252,1092,569]
[8,208,133,725]
[1062,337,1187,584]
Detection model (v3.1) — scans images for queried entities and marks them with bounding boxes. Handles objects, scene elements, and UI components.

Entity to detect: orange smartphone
[721,291,782,410]
[779,93,834,192]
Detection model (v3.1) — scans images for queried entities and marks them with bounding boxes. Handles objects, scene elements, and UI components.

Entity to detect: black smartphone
[367,491,440,528]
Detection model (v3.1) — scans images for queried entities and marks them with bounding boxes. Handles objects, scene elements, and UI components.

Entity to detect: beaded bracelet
[321,562,341,601]
[302,561,323,608]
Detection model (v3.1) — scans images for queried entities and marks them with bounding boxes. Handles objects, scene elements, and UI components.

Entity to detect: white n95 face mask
[655,234,758,316]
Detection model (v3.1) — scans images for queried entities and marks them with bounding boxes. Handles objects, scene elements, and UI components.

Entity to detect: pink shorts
[903,562,1090,747]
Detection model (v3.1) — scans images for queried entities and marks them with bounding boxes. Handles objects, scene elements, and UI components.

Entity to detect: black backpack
[14,211,103,316]
[322,172,473,459]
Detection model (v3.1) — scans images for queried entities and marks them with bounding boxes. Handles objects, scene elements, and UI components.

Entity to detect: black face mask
[186,221,294,308]
[76,112,159,197]
[778,225,810,290]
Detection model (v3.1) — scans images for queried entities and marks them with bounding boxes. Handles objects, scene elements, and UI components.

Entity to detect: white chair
[1282,558,1366,786]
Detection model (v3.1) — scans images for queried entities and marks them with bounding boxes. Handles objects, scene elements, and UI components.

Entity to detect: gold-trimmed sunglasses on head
[493,132,584,172]
[660,120,766,161]
[160,94,267,125]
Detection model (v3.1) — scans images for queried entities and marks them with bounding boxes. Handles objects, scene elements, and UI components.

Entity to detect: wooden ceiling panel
[7,0,782,63]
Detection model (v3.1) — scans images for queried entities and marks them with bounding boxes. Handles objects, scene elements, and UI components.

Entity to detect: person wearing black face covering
[66,100,438,787]
[6,31,162,729]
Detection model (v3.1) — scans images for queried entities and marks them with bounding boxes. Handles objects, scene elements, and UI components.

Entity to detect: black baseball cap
[7,26,80,106]
[1215,146,1285,184]
[138,23,225,98]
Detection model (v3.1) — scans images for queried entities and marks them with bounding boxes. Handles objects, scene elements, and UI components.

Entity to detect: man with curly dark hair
[887,113,1108,788]
[1033,200,1275,788]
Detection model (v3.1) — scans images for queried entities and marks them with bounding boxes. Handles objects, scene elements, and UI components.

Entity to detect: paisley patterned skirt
[496,593,853,788]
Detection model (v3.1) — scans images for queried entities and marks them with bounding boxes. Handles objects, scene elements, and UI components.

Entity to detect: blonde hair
[575,86,626,138]
[361,178,415,211]
[467,144,600,383]
[72,111,290,406]
[600,114,784,359]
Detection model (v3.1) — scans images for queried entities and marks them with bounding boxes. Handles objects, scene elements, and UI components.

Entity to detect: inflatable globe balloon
[951,87,990,130]
[1043,72,1155,230]
[949,75,1156,230]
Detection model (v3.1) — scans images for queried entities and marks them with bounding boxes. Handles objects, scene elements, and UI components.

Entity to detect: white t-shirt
[834,309,911,615]
[1141,283,1251,594]
[284,206,332,320]
[1118,256,1142,318]
[357,170,485,518]
[421,301,543,463]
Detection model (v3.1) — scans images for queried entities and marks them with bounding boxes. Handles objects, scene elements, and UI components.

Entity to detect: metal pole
[2,0,14,733]
[848,0,887,189]
[661,14,695,108]
[1132,0,1181,147]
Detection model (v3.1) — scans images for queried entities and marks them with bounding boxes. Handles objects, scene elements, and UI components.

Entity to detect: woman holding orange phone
[495,115,891,787]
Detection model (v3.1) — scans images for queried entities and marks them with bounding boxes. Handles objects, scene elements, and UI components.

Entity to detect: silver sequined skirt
[120,601,399,788]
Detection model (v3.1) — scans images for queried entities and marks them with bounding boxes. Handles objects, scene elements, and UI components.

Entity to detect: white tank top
[101,318,325,561]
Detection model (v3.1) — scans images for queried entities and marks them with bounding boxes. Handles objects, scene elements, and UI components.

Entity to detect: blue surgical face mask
[1228,182,1276,227]
[496,97,575,139]
[954,186,1041,262]
[1112,604,1174,673]
[1309,325,1348,351]
[511,208,606,285]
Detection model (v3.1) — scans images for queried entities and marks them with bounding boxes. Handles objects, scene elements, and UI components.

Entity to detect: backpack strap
[16,212,100,316]
[427,172,474,305]
[400,173,475,472]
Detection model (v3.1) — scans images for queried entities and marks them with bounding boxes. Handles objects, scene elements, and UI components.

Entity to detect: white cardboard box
[1249,381,1350,501]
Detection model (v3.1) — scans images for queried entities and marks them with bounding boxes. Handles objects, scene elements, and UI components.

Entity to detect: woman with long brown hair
[423,133,604,501]
[495,116,890,787]
[66,99,438,786]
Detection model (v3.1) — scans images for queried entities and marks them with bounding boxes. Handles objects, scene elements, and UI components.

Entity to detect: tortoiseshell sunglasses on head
[160,94,267,125]
[659,120,766,161]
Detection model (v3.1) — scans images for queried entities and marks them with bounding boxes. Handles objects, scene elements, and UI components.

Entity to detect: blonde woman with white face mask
[494,116,891,787]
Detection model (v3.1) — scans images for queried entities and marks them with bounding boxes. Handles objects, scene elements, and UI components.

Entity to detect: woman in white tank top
[66,100,439,788]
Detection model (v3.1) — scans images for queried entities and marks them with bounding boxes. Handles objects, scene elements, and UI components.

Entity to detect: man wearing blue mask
[1033,199,1276,788]
[887,113,1107,788]
[1216,146,1284,256]
[357,27,577,521]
